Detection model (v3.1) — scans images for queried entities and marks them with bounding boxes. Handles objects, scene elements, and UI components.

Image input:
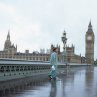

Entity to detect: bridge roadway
[0,65,97,97]
[0,58,94,97]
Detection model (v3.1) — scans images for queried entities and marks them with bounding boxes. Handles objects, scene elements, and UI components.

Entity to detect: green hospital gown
[49,52,58,78]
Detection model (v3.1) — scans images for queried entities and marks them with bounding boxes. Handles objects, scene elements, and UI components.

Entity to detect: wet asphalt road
[7,66,97,97]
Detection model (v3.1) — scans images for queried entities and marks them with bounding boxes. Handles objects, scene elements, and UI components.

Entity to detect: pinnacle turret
[7,30,10,41]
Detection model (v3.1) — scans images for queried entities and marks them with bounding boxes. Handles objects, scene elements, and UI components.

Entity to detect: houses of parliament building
[0,31,50,62]
[0,21,95,64]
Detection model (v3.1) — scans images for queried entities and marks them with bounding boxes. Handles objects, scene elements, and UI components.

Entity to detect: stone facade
[0,32,61,62]
[0,31,17,59]
[0,31,51,61]
[66,45,81,63]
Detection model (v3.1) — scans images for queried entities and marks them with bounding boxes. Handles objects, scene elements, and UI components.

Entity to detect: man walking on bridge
[49,47,58,80]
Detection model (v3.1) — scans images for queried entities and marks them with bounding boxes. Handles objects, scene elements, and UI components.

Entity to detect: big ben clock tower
[85,21,95,64]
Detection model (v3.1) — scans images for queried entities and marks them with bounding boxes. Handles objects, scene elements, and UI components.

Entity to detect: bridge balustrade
[0,59,65,82]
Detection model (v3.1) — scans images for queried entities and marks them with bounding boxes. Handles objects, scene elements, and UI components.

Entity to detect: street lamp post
[61,30,67,63]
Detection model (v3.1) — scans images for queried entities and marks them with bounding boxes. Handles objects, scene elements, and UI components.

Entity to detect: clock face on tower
[87,36,92,40]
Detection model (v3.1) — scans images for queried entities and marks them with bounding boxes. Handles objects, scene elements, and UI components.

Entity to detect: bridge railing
[0,58,65,82]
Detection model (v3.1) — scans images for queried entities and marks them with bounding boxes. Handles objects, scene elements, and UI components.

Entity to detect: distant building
[0,31,17,58]
[66,45,81,63]
[46,49,50,54]
[94,59,97,65]
[85,21,95,64]
[1,22,94,64]
[0,32,50,61]
[0,31,82,63]
[40,49,45,54]
[81,56,86,63]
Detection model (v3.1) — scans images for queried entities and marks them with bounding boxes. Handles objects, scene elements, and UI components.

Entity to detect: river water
[7,66,97,97]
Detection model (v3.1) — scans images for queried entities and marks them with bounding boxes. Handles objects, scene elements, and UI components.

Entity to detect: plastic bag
[51,65,55,71]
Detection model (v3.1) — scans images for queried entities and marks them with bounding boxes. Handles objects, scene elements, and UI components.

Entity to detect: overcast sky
[0,0,97,60]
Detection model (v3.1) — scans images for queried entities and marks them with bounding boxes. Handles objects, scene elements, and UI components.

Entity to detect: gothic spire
[88,20,92,30]
[7,30,10,41]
